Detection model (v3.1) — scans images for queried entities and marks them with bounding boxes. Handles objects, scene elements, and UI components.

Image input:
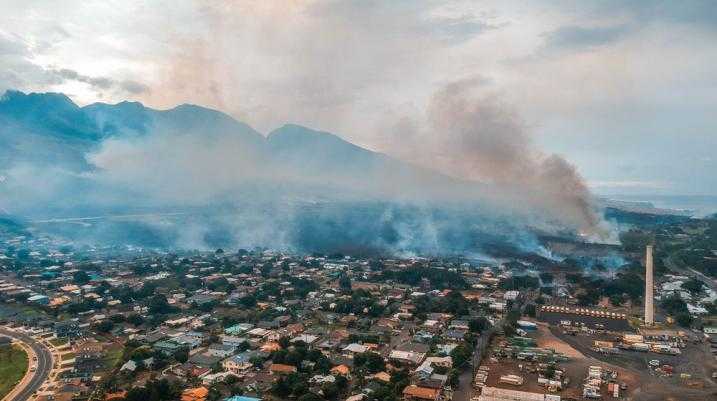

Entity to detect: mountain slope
[0,91,267,172]
[266,123,461,198]
[0,90,475,212]
[0,90,584,254]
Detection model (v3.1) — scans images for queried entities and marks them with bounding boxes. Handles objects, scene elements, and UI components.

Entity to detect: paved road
[0,328,53,401]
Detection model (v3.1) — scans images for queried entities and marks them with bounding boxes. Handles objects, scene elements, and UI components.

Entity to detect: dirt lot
[479,323,716,401]
[544,324,717,400]
[481,324,642,400]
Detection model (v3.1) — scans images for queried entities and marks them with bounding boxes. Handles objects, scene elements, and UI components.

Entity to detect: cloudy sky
[1,0,716,196]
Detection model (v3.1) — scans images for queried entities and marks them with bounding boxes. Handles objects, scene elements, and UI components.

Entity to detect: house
[145,330,169,344]
[105,391,127,401]
[174,334,203,349]
[414,363,433,380]
[330,364,351,378]
[220,335,248,348]
[207,343,236,358]
[448,320,469,331]
[260,342,281,353]
[74,340,104,360]
[120,360,138,372]
[269,363,297,375]
[181,387,209,401]
[222,352,258,375]
[189,352,224,368]
[225,323,254,335]
[247,328,270,338]
[257,320,279,330]
[223,396,262,401]
[342,343,368,356]
[154,340,184,355]
[389,350,426,365]
[402,385,440,401]
[290,334,319,345]
[28,294,50,304]
[423,356,452,368]
[443,329,467,341]
[187,294,216,307]
[436,344,457,356]
[310,375,336,385]
[201,372,233,386]
[369,372,392,383]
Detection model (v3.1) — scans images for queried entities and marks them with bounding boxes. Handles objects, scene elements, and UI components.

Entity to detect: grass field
[102,344,125,370]
[0,344,29,399]
[49,338,68,347]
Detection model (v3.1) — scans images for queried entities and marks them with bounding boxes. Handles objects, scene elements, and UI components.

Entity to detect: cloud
[542,24,632,52]
[0,32,28,56]
[1,0,716,197]
[53,68,113,89]
[119,80,150,95]
[587,0,717,32]
[424,13,506,44]
[47,68,150,95]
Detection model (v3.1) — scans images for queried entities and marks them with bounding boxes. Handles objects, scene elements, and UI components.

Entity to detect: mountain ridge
[0,89,463,213]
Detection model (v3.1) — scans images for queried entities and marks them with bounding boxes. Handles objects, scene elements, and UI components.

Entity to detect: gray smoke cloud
[381,77,605,238]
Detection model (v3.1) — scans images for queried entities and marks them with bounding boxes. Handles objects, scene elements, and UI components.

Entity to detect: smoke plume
[383,77,603,238]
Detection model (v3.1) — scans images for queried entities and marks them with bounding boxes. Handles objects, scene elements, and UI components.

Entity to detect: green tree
[676,313,693,327]
[469,317,490,333]
[298,394,323,401]
[339,273,352,292]
[73,270,91,285]
[148,294,173,314]
[173,348,189,363]
[95,320,114,333]
[681,278,704,296]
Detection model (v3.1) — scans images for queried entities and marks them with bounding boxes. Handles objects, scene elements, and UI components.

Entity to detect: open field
[0,344,28,399]
[102,343,125,371]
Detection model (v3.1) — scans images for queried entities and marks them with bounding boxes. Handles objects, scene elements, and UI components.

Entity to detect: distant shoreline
[599,194,717,217]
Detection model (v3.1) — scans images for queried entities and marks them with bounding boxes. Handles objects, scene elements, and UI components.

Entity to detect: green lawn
[102,344,125,370]
[49,338,68,347]
[0,344,29,399]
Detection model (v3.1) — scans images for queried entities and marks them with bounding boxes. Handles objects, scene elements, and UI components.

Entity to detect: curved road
[0,328,53,401]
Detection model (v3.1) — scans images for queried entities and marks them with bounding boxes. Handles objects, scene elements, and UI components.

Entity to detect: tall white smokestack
[644,245,654,325]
